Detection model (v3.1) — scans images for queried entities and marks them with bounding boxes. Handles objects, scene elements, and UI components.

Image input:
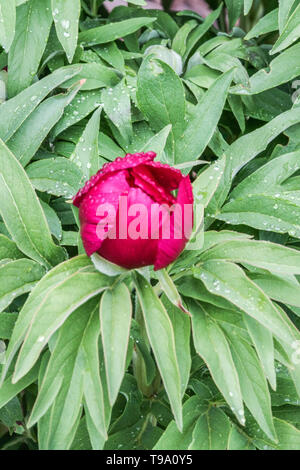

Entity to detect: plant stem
[91,0,98,16]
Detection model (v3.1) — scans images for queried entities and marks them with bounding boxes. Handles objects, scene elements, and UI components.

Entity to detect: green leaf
[134,272,182,431]
[225,0,243,29]
[195,301,244,332]
[278,0,296,32]
[276,335,300,393]
[204,51,249,87]
[0,396,23,429]
[0,256,108,384]
[137,56,185,164]
[250,272,300,309]
[34,349,79,450]
[241,89,291,122]
[12,258,111,383]
[138,125,172,163]
[94,42,125,73]
[162,295,191,396]
[131,320,156,387]
[183,5,223,60]
[273,406,300,426]
[231,151,300,200]
[227,425,255,450]
[272,3,300,55]
[200,239,300,275]
[78,17,156,47]
[210,105,300,214]
[202,230,252,252]
[244,0,254,15]
[105,414,161,450]
[52,90,102,138]
[230,106,300,169]
[84,407,106,451]
[60,63,118,91]
[178,275,237,311]
[0,259,45,312]
[194,261,300,345]
[70,106,102,181]
[52,0,80,63]
[185,201,204,251]
[0,0,16,52]
[100,283,132,406]
[243,315,276,390]
[193,156,226,207]
[91,253,128,277]
[102,78,132,146]
[185,64,220,90]
[175,69,234,163]
[61,231,78,247]
[247,417,300,450]
[26,157,83,198]
[41,199,62,241]
[7,0,53,97]
[225,326,276,440]
[144,45,183,75]
[232,42,300,95]
[172,20,198,57]
[156,269,187,313]
[154,396,207,450]
[189,408,232,450]
[70,417,92,450]
[188,300,244,424]
[271,374,299,406]
[218,193,300,239]
[1,0,300,451]
[99,132,125,161]
[0,64,81,142]
[245,9,278,40]
[107,374,142,435]
[228,94,245,132]
[0,234,23,261]
[0,360,40,409]
[271,419,300,450]
[0,312,18,339]
[0,139,66,268]
[82,318,108,448]
[28,299,107,449]
[7,83,82,167]
[38,399,82,450]
[109,6,178,40]
[85,339,111,450]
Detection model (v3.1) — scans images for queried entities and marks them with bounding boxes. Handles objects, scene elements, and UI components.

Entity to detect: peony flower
[73,152,194,270]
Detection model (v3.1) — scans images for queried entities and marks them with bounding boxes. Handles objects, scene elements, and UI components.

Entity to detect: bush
[0,0,300,450]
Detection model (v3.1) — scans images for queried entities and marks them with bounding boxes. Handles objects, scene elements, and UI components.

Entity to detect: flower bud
[73,152,194,270]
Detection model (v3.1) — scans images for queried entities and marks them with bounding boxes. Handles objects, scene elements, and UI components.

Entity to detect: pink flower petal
[143,160,183,190]
[79,192,121,256]
[131,165,176,204]
[154,176,194,270]
[98,188,158,269]
[88,170,131,196]
[80,222,103,257]
[73,152,156,207]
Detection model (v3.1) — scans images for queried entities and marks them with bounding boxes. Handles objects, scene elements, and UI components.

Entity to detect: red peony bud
[73,152,194,270]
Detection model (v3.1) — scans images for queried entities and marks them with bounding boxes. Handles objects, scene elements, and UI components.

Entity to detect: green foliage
[0,0,300,451]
